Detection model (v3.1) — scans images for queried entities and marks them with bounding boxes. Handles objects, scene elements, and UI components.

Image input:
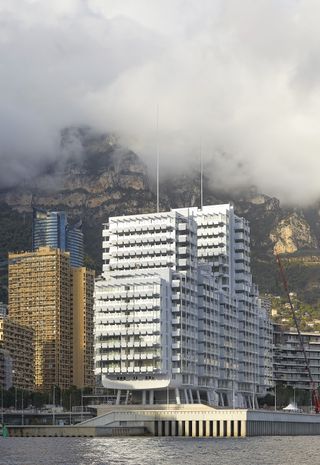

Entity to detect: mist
[1,0,320,204]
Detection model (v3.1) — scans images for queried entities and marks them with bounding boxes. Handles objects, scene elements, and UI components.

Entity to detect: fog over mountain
[2,0,320,204]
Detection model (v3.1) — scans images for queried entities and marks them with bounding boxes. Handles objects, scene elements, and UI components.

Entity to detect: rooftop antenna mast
[156,104,160,213]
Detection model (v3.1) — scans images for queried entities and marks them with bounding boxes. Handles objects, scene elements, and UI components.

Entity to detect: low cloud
[1,0,320,204]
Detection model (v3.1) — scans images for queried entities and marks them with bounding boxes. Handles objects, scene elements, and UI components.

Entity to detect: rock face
[0,128,153,217]
[270,213,318,255]
[0,128,159,280]
[1,128,320,304]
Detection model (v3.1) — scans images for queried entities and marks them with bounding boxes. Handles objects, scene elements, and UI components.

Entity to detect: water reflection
[0,436,318,465]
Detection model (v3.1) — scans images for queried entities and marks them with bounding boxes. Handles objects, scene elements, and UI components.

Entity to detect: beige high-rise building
[0,316,34,390]
[8,246,95,392]
[8,247,72,391]
[71,267,95,388]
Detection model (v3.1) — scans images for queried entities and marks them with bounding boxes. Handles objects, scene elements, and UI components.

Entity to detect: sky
[1,0,320,204]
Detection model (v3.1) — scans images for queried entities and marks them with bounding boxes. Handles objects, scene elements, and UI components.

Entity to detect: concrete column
[196,390,201,404]
[164,421,170,436]
[226,420,232,437]
[149,390,154,405]
[178,421,183,436]
[206,391,211,404]
[213,420,217,437]
[116,390,121,405]
[226,393,232,408]
[142,390,147,405]
[148,422,156,436]
[241,420,246,437]
[189,389,194,404]
[199,420,203,437]
[205,420,211,437]
[234,421,239,437]
[185,420,190,436]
[184,389,189,404]
[191,420,197,437]
[171,421,176,436]
[125,390,129,405]
[175,388,181,405]
[158,421,162,436]
[219,421,224,438]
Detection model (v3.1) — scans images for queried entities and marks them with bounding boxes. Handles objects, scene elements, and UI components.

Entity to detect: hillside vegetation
[1,129,320,312]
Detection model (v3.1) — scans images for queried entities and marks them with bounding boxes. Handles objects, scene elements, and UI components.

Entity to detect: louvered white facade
[94,205,272,406]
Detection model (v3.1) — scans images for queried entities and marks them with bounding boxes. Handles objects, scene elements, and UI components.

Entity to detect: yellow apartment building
[0,317,34,390]
[8,247,72,391]
[8,246,95,391]
[71,267,95,388]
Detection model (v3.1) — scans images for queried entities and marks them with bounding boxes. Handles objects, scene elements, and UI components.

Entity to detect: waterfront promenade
[5,404,320,437]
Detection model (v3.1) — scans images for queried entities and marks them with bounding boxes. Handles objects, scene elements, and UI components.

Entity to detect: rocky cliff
[1,128,320,305]
[270,213,318,255]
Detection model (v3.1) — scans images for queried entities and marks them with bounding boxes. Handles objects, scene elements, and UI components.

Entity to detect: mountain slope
[1,128,320,306]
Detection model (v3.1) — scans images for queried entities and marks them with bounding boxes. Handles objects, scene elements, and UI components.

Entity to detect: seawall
[6,405,320,438]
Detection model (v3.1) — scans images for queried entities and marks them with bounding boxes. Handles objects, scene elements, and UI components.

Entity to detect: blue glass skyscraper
[32,208,84,267]
[32,210,67,250]
[66,220,84,268]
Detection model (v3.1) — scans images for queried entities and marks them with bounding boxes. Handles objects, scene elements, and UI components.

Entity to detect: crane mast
[276,254,320,413]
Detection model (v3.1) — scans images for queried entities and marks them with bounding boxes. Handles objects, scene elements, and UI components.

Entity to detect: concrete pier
[247,410,320,436]
[6,405,320,437]
[6,425,147,438]
[78,404,320,437]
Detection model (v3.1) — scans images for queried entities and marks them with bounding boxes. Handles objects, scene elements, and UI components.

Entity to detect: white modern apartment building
[273,324,320,389]
[94,204,272,407]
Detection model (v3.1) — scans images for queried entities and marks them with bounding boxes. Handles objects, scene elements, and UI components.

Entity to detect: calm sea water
[0,436,318,465]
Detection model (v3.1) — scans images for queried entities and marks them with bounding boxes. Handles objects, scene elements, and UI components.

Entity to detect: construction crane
[276,254,320,414]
